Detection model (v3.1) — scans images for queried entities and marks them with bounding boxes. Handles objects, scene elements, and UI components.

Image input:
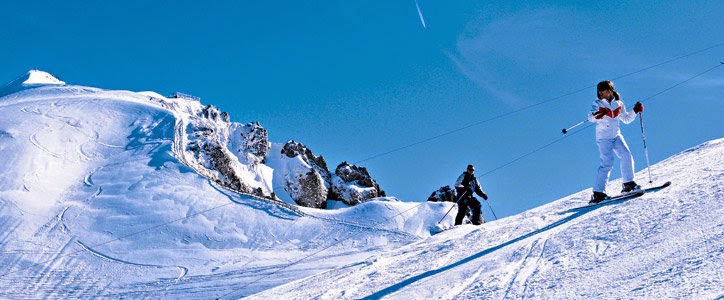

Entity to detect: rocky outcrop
[170,97,386,209]
[276,142,385,208]
[278,141,330,208]
[228,122,269,165]
[193,141,253,194]
[330,162,385,206]
[290,168,328,209]
[281,140,330,181]
[427,185,457,202]
[177,101,273,199]
[335,163,376,188]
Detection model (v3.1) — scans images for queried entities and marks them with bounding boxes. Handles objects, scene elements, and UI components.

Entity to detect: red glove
[633,101,644,113]
[593,107,611,119]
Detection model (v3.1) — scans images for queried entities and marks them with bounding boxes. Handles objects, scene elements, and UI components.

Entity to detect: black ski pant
[455,188,483,225]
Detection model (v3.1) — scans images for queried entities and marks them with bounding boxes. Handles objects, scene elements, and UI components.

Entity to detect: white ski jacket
[587,99,637,140]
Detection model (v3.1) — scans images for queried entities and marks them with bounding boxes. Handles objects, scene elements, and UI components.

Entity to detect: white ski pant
[594,135,635,193]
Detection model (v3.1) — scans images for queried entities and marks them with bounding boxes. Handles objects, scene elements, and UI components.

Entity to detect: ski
[640,180,672,195]
[604,190,645,202]
[575,181,672,210]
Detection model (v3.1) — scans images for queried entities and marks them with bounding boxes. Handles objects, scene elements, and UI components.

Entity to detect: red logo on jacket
[611,107,621,118]
[597,106,621,118]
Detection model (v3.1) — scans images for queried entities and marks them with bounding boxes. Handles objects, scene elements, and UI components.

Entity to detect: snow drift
[0,70,721,299]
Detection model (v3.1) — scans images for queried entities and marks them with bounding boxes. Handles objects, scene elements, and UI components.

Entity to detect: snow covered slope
[252,138,724,299]
[0,72,451,298]
[0,71,721,299]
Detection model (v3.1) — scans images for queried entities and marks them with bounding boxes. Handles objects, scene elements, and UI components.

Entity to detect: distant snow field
[0,71,721,299]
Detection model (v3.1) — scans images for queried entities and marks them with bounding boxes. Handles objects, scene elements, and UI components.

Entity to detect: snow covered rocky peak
[0,70,65,96]
[0,70,386,208]
[143,88,388,207]
[230,122,270,164]
[272,140,331,208]
[332,162,386,205]
[281,140,330,178]
[171,96,274,199]
[270,140,387,208]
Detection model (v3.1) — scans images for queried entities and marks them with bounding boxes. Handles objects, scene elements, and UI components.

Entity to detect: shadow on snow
[361,202,615,299]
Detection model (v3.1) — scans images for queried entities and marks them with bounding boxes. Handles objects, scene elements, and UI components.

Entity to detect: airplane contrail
[414,0,427,29]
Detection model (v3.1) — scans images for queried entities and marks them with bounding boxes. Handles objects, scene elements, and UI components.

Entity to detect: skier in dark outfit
[454,164,488,225]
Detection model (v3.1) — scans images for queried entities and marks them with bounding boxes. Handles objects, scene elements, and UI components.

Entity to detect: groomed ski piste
[0,71,722,299]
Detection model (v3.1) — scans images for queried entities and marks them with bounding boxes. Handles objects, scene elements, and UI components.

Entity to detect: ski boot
[589,191,608,204]
[621,181,641,193]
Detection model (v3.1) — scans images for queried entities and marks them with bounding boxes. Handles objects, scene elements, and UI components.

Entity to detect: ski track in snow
[83,170,95,186]
[76,240,188,281]
[26,238,77,296]
[22,101,124,166]
[501,238,549,299]
[33,205,72,237]
[29,130,62,159]
[305,213,419,240]
[392,214,573,298]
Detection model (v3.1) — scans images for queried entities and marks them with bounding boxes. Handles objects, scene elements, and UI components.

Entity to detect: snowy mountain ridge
[0,70,385,210]
[0,71,721,298]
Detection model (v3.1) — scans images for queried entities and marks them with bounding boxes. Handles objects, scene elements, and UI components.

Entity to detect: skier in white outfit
[588,80,645,203]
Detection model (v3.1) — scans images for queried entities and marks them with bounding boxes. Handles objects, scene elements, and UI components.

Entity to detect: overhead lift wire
[217,61,723,299]
[354,43,723,165]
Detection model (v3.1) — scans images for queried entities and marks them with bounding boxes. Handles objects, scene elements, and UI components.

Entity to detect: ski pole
[562,119,587,134]
[638,112,654,183]
[438,190,468,224]
[484,200,498,221]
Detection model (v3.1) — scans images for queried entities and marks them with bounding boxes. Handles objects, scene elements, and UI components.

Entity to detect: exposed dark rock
[279,140,331,208]
[201,104,221,121]
[180,102,272,199]
[427,185,457,202]
[181,99,392,209]
[290,169,328,208]
[200,142,249,193]
[330,162,386,206]
[282,141,328,169]
[336,162,375,188]
[229,122,269,165]
[281,140,330,182]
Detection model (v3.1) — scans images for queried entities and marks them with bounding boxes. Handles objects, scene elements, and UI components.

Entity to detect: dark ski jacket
[454,172,486,199]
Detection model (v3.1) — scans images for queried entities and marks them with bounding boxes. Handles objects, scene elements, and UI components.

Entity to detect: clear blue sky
[2,1,722,219]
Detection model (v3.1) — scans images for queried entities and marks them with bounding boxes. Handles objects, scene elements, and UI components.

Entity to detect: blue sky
[2,1,722,219]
